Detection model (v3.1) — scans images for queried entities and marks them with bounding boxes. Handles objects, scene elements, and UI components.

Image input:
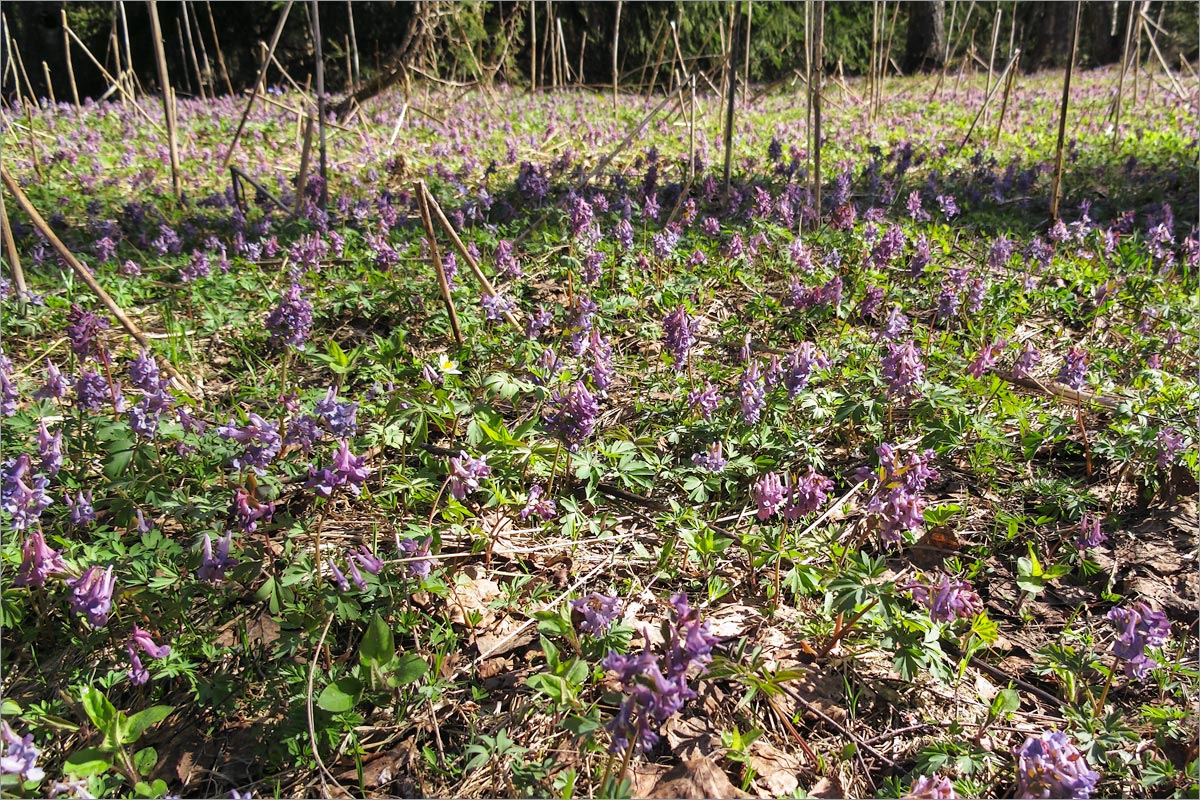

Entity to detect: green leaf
[534,610,572,637]
[359,613,396,669]
[63,747,112,777]
[80,687,118,732]
[317,677,364,712]
[133,746,158,777]
[388,653,428,686]
[991,688,1020,717]
[133,779,170,798]
[123,705,174,745]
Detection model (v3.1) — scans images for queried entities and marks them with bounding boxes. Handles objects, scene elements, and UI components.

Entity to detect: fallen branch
[1,166,197,397]
[416,180,463,347]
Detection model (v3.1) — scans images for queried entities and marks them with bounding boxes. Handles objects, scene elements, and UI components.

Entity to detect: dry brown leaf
[747,739,803,799]
[448,564,502,627]
[809,774,844,798]
[664,715,720,759]
[647,755,750,799]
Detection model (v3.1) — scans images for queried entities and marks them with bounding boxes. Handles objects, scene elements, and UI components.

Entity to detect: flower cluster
[882,340,925,399]
[662,305,697,369]
[859,444,939,547]
[903,574,983,622]
[1057,345,1089,390]
[198,531,236,583]
[126,625,171,685]
[306,440,371,498]
[520,485,557,521]
[1076,513,1106,552]
[571,592,621,635]
[601,594,719,754]
[400,536,435,579]
[752,468,833,521]
[327,544,384,592]
[691,442,727,473]
[447,452,490,500]
[0,721,45,783]
[68,565,116,628]
[1013,731,1099,799]
[783,342,829,397]
[544,380,599,450]
[739,360,766,424]
[265,282,314,349]
[686,382,722,420]
[1107,601,1169,679]
[218,414,283,475]
[2,455,52,530]
[904,775,957,799]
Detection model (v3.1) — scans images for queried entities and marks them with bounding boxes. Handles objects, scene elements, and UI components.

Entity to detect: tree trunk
[331,2,423,121]
[903,0,946,72]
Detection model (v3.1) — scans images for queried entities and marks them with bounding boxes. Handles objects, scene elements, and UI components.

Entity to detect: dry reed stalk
[422,183,520,329]
[175,18,194,97]
[41,62,56,106]
[1049,0,1082,221]
[611,0,621,106]
[0,190,27,311]
[221,0,294,171]
[62,10,80,107]
[812,0,824,215]
[147,0,182,200]
[311,0,328,211]
[63,23,161,129]
[722,3,743,202]
[188,0,214,95]
[992,49,1019,147]
[181,0,206,99]
[529,0,537,91]
[416,181,463,348]
[346,0,361,88]
[294,115,315,216]
[204,0,234,96]
[1,167,196,395]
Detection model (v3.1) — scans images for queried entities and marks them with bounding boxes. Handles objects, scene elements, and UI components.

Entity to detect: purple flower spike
[351,544,384,575]
[198,531,236,583]
[752,472,788,520]
[448,452,490,501]
[66,304,109,362]
[265,283,314,350]
[545,381,599,450]
[691,442,727,473]
[882,340,925,399]
[1155,426,1185,469]
[34,360,69,400]
[2,455,52,530]
[904,775,957,799]
[68,565,115,628]
[66,490,96,527]
[1107,601,1170,680]
[1076,513,1107,552]
[662,306,697,369]
[400,536,435,579]
[520,485,557,521]
[1013,731,1099,799]
[687,382,722,420]
[1013,341,1041,379]
[130,625,171,659]
[1057,346,1089,390]
[37,420,63,477]
[0,721,45,782]
[13,530,67,588]
[571,592,621,635]
[905,574,983,622]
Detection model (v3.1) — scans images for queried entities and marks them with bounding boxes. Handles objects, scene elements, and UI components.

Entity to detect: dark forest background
[3,1,1198,104]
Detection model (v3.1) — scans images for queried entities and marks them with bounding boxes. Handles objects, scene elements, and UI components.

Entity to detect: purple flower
[905,575,982,622]
[968,339,1007,379]
[691,442,727,473]
[0,355,15,417]
[526,306,553,339]
[481,292,514,321]
[314,388,358,438]
[752,472,788,520]
[936,194,959,220]
[130,625,171,660]
[882,340,925,399]
[495,240,522,278]
[880,306,910,341]
[400,536,435,579]
[217,414,282,475]
[179,250,211,282]
[198,531,236,583]
[127,349,162,394]
[572,592,621,635]
[307,440,371,498]
[284,414,322,453]
[545,381,600,450]
[601,593,718,754]
[904,775,957,799]
[1076,513,1107,552]
[1154,426,1185,469]
[327,558,351,592]
[34,361,69,401]
[858,287,885,320]
[520,484,557,521]
[869,226,906,268]
[265,283,314,350]
[906,191,930,223]
[0,721,45,783]
[867,485,925,546]
[232,487,274,533]
[909,235,932,276]
[783,343,829,397]
[351,544,384,575]
[2,456,52,530]
[448,452,490,501]
[73,369,116,413]
[66,490,96,526]
[1013,342,1041,379]
[662,306,697,369]
[12,529,67,588]
[68,565,116,628]
[687,382,722,420]
[614,218,635,249]
[1013,731,1099,799]
[784,467,834,519]
[1057,346,1089,390]
[739,361,767,424]
[66,304,109,361]
[37,420,63,477]
[1108,601,1170,680]
[587,330,614,391]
